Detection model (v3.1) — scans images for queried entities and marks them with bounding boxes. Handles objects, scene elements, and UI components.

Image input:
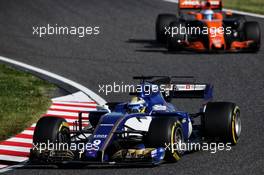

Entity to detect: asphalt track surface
[0,0,263,174]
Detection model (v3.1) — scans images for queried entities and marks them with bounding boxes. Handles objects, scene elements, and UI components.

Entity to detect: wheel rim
[173,127,184,154]
[235,112,242,138]
[58,127,70,143]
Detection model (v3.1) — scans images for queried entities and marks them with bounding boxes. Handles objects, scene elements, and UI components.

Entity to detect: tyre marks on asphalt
[0,91,97,171]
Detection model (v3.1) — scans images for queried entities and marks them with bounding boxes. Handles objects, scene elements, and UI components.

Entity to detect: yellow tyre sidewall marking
[59,121,69,132]
[171,121,181,161]
[231,106,240,144]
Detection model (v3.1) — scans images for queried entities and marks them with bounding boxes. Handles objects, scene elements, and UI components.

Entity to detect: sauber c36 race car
[156,0,261,52]
[29,76,241,167]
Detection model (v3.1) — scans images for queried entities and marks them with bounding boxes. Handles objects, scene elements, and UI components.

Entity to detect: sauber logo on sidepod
[94,134,108,138]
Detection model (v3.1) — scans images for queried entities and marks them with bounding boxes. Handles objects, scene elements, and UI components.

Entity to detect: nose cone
[213,41,222,48]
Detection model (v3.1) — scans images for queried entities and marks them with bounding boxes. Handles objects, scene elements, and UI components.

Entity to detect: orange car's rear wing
[178,0,222,12]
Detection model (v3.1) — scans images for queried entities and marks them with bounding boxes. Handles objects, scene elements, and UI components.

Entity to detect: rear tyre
[156,14,177,43]
[145,117,184,162]
[243,21,261,52]
[203,102,241,145]
[167,21,186,51]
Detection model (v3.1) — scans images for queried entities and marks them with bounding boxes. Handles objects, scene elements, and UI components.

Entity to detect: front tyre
[33,117,70,144]
[30,117,70,162]
[145,117,184,162]
[203,102,241,145]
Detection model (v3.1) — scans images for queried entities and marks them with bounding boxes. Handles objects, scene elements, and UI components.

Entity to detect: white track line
[21,130,34,135]
[52,101,96,106]
[0,165,7,169]
[0,146,30,153]
[50,105,95,111]
[0,155,28,163]
[30,124,36,127]
[47,109,96,116]
[52,91,96,103]
[46,110,82,116]
[163,0,264,18]
[0,56,107,105]
[6,138,32,144]
[0,164,25,173]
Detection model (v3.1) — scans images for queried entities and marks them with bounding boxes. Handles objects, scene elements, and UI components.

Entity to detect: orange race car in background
[156,0,261,52]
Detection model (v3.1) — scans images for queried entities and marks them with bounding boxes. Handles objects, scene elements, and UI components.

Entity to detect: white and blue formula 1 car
[29,76,241,167]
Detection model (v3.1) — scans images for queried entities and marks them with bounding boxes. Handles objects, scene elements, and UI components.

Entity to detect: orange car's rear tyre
[243,21,261,52]
[156,14,177,44]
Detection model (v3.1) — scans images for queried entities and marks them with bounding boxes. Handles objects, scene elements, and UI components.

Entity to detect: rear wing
[133,76,213,100]
[178,0,222,11]
[163,83,213,100]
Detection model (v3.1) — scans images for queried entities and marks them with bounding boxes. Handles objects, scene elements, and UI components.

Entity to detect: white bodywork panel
[124,116,152,132]
[124,116,193,139]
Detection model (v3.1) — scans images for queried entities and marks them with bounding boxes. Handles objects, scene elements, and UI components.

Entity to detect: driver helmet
[127,97,147,113]
[202,2,214,20]
[202,9,214,20]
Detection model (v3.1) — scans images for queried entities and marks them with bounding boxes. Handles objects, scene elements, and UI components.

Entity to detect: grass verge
[0,64,55,141]
[223,0,264,15]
